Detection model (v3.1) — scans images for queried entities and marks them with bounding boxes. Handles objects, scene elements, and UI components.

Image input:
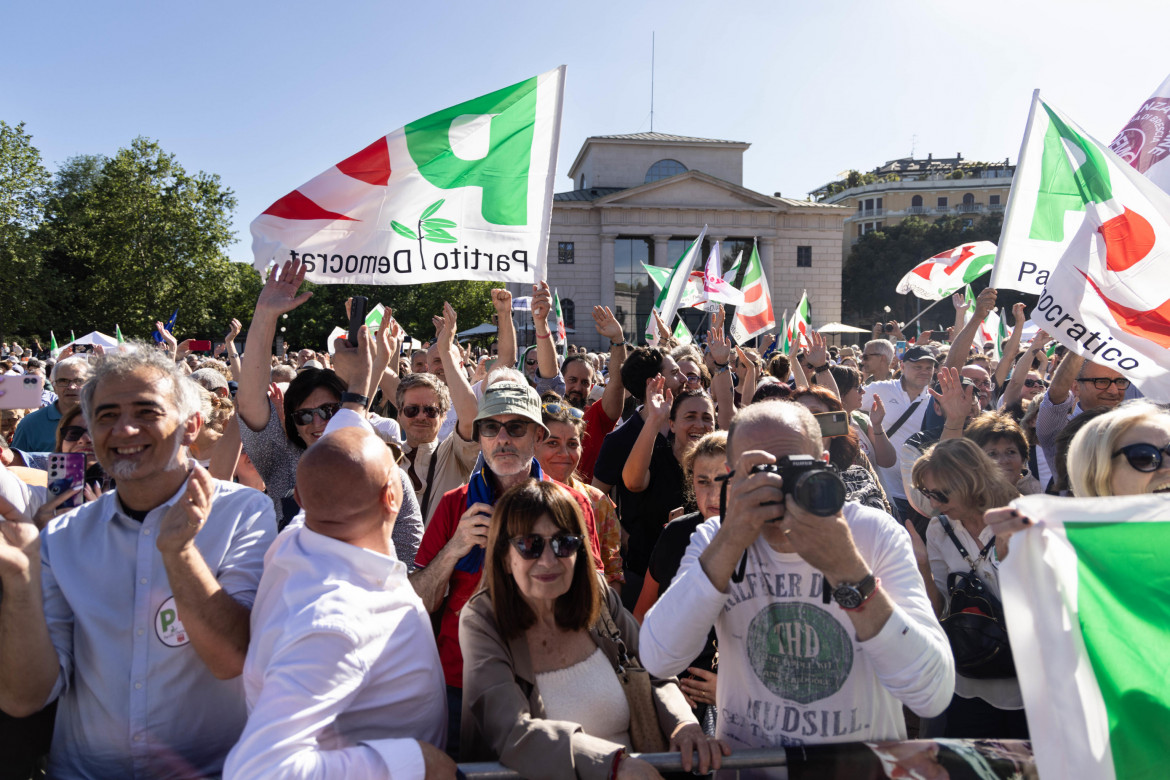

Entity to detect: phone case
[0,374,45,410]
[48,452,86,509]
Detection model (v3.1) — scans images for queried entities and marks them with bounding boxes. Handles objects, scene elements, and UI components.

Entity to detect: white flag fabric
[251,67,565,286]
[730,243,776,344]
[1023,94,1170,401]
[993,78,1170,294]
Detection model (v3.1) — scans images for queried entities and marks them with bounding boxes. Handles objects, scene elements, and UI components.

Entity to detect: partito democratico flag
[992,77,1170,295]
[1023,95,1170,401]
[1001,493,1170,780]
[250,67,565,286]
[895,241,997,300]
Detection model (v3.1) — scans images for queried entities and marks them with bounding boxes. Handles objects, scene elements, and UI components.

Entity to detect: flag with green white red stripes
[1001,493,1170,780]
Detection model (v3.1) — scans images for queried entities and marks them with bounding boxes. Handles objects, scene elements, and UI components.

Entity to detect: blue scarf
[453,455,544,573]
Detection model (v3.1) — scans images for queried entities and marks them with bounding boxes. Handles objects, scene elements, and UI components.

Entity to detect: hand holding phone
[0,375,44,410]
[47,453,86,511]
[348,296,368,346]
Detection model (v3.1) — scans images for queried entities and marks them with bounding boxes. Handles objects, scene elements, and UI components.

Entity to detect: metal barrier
[458,748,785,779]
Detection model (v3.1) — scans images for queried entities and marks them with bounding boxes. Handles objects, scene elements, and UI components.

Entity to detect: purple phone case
[48,453,86,509]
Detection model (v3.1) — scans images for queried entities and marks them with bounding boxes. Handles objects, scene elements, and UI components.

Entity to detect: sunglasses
[1023,378,1047,388]
[291,403,341,426]
[1078,377,1131,391]
[1112,443,1170,473]
[918,486,950,504]
[525,358,539,367]
[61,425,89,442]
[478,419,534,438]
[402,404,441,419]
[509,533,583,560]
[542,402,584,419]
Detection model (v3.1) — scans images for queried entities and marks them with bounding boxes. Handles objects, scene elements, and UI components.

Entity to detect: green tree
[0,121,51,338]
[842,213,1013,330]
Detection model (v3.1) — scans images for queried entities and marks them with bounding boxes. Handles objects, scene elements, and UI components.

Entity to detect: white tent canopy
[457,323,498,338]
[817,322,871,334]
[56,330,118,357]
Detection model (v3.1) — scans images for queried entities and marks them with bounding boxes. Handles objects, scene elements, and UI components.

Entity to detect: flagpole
[990,88,1042,289]
[899,296,952,332]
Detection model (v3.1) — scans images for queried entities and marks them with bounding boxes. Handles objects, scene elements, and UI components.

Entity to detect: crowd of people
[0,262,1162,779]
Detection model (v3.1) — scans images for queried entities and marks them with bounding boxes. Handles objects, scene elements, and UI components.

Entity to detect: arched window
[911,194,923,207]
[562,299,575,329]
[645,159,687,183]
[962,192,975,206]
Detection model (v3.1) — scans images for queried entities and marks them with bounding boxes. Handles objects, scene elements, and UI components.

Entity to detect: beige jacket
[459,582,695,780]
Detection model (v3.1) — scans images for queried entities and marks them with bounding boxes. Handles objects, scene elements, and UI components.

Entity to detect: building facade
[811,154,1015,259]
[526,133,848,351]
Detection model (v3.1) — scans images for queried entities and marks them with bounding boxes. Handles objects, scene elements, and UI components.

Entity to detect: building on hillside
[810,153,1015,259]
[522,132,848,351]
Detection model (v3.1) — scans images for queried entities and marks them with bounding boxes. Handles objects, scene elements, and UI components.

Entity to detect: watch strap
[340,391,370,408]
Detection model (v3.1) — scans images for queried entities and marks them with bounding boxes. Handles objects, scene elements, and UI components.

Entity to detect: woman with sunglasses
[535,399,624,589]
[910,439,1024,739]
[460,480,726,779]
[1066,400,1170,497]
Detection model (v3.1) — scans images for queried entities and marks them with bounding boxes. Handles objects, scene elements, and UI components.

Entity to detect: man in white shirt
[639,402,952,762]
[225,426,453,779]
[865,346,936,522]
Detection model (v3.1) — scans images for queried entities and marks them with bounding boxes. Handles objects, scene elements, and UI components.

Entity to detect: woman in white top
[909,438,1025,739]
[459,480,727,779]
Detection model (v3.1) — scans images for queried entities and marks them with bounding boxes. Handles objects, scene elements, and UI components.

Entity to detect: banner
[993,78,1170,294]
[896,241,996,300]
[1001,493,1170,780]
[251,67,565,286]
[1025,96,1170,401]
[730,243,777,344]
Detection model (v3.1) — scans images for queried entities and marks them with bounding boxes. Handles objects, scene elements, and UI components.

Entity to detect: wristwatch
[827,573,878,610]
[813,363,831,373]
[340,391,370,408]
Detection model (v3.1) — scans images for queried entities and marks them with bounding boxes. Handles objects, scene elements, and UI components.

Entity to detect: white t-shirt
[864,379,930,500]
[640,503,953,770]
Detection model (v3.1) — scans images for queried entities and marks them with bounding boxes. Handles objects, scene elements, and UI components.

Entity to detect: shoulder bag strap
[939,514,995,570]
[419,447,439,521]
[885,399,923,438]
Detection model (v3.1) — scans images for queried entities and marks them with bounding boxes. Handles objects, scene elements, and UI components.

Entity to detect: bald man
[225,427,454,779]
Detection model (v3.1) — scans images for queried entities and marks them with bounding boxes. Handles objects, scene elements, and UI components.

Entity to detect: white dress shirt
[224,523,447,780]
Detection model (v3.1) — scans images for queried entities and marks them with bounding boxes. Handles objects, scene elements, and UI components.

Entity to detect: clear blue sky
[5,0,1167,261]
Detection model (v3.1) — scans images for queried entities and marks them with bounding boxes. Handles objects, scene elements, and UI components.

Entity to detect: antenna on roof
[911,134,918,157]
[650,31,655,133]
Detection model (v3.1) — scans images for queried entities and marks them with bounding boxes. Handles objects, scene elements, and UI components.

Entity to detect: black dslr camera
[751,455,847,519]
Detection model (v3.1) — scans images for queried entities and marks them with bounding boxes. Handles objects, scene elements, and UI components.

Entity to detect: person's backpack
[937,515,1017,679]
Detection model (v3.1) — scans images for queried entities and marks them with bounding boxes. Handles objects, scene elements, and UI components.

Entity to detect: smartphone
[814,411,850,437]
[348,296,368,346]
[188,339,212,352]
[895,340,907,360]
[73,343,93,354]
[0,374,44,409]
[48,452,86,510]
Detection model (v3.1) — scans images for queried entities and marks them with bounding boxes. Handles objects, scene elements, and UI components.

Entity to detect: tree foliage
[842,213,1029,330]
[0,122,53,331]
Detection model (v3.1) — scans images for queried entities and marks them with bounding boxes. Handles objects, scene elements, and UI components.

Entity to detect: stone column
[652,234,671,268]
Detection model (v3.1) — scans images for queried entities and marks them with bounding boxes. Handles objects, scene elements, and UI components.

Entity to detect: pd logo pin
[155,596,190,647]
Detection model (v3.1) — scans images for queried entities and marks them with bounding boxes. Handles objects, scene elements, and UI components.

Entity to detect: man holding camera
[640,402,952,756]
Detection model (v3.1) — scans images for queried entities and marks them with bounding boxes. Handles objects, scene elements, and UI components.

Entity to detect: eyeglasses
[861,353,883,360]
[291,403,341,426]
[1112,442,1170,473]
[1023,378,1047,388]
[402,404,441,419]
[509,533,583,560]
[917,486,950,504]
[478,419,534,438]
[684,374,701,383]
[525,358,539,367]
[61,425,89,442]
[542,402,584,419]
[1078,377,1131,391]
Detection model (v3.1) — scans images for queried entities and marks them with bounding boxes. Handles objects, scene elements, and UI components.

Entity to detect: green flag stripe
[1041,103,1113,205]
[959,254,996,283]
[1065,522,1170,780]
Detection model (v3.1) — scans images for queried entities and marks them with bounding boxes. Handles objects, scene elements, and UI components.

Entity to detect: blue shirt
[40,477,277,779]
[11,402,62,452]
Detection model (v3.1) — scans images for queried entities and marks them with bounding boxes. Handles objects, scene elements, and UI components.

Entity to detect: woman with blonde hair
[910,438,1025,739]
[1066,400,1170,498]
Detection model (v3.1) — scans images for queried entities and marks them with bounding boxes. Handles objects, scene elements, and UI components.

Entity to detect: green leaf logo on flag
[392,199,460,268]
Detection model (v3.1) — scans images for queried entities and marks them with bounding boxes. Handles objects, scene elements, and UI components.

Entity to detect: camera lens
[792,470,847,517]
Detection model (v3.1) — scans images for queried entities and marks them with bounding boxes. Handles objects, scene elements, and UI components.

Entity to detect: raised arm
[239,260,313,431]
[805,330,841,400]
[436,304,480,441]
[930,367,972,442]
[993,303,1027,388]
[944,287,996,371]
[733,347,757,413]
[1002,329,1050,409]
[706,321,735,430]
[1047,350,1085,406]
[530,281,559,380]
[592,306,628,421]
[492,289,517,370]
[622,377,672,494]
[224,318,243,382]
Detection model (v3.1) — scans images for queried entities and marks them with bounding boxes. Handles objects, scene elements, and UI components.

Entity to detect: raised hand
[952,291,971,314]
[652,310,675,348]
[869,393,886,428]
[227,317,242,341]
[644,375,673,423]
[974,287,998,320]
[759,333,776,354]
[257,258,313,316]
[592,305,623,344]
[807,330,828,368]
[491,288,512,316]
[928,366,972,422]
[531,281,552,325]
[1011,301,1027,328]
[707,325,731,365]
[156,464,215,556]
[439,303,458,351]
[0,494,43,580]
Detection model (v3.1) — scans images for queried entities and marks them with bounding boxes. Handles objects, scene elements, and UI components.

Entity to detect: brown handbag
[597,601,669,754]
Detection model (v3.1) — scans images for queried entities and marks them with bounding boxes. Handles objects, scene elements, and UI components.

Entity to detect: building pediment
[593,171,780,210]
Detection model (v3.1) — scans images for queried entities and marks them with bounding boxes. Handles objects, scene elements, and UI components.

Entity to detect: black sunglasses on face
[478,419,533,438]
[918,486,950,504]
[1079,377,1131,391]
[1024,378,1047,388]
[402,404,441,419]
[509,533,583,560]
[61,425,89,442]
[1112,442,1170,473]
[525,359,538,366]
[291,403,341,426]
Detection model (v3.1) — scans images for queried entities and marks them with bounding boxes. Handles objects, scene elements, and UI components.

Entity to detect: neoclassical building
[520,133,849,351]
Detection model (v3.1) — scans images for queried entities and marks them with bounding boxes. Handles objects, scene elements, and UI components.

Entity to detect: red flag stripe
[262,190,357,222]
[336,137,392,186]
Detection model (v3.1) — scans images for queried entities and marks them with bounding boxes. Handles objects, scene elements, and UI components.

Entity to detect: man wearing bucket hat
[410,373,603,757]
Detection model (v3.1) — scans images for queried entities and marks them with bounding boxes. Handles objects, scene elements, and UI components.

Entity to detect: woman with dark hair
[235,260,421,565]
[791,387,889,512]
[963,412,1042,495]
[459,480,726,779]
[830,364,895,470]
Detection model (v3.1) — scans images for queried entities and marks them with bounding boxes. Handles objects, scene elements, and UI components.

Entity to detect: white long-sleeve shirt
[640,503,953,761]
[224,524,446,779]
